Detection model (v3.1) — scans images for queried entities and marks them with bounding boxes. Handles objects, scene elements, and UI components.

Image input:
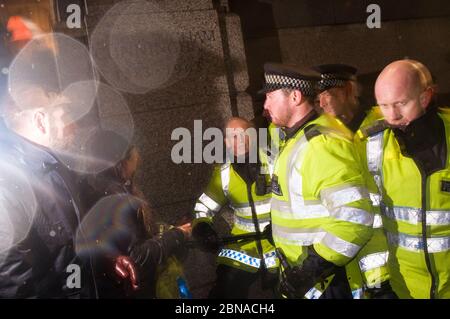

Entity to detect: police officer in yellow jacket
[261,63,374,299]
[192,117,278,298]
[314,64,393,298]
[358,59,450,299]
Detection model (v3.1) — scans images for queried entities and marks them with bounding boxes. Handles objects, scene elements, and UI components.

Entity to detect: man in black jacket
[0,103,96,298]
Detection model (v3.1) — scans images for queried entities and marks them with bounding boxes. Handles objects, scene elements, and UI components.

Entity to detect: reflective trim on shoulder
[199,193,222,212]
[387,232,450,253]
[320,186,370,209]
[358,251,389,273]
[220,163,231,198]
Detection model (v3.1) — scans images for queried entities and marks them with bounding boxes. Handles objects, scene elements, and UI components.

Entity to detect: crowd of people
[0,14,449,300]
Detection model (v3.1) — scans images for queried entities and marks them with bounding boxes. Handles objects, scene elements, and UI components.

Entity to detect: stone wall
[231,0,450,112]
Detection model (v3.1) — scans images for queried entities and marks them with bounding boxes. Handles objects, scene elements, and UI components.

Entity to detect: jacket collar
[283,109,319,141]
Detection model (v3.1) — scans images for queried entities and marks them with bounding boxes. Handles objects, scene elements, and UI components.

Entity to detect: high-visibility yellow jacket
[193,162,278,273]
[271,113,374,271]
[357,108,450,299]
[344,106,390,298]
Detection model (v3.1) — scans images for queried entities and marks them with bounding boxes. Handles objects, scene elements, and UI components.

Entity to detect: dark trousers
[320,267,353,299]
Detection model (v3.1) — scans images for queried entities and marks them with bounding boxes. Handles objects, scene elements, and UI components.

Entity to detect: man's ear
[420,87,433,109]
[291,89,303,106]
[33,111,47,135]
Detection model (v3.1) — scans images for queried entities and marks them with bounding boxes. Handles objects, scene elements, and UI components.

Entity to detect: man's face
[48,107,75,150]
[263,89,290,127]
[376,83,426,128]
[225,127,250,157]
[318,87,348,119]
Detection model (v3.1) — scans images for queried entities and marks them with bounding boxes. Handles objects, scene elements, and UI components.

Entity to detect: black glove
[367,281,398,299]
[262,223,274,246]
[280,246,337,298]
[192,222,220,252]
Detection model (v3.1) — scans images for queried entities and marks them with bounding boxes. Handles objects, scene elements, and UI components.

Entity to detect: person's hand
[177,222,192,239]
[192,222,220,252]
[114,255,139,291]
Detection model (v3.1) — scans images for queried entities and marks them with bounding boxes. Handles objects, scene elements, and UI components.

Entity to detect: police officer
[261,63,374,299]
[192,117,277,299]
[313,63,368,132]
[359,59,450,298]
[313,63,393,298]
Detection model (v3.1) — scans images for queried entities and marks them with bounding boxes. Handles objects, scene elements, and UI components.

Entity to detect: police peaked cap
[313,63,358,92]
[259,63,320,97]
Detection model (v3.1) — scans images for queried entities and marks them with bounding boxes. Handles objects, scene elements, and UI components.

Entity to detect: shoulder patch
[358,120,388,139]
[304,124,322,141]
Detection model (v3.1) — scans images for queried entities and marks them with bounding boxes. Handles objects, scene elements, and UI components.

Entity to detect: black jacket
[0,120,95,298]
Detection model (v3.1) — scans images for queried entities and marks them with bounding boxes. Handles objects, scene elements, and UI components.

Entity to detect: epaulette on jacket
[304,124,322,141]
[357,119,388,140]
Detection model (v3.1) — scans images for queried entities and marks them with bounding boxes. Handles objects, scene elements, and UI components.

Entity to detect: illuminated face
[48,106,75,150]
[263,89,291,127]
[225,127,251,157]
[376,84,426,128]
[318,87,348,119]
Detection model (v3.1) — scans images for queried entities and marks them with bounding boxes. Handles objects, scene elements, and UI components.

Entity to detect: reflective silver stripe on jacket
[194,203,210,213]
[195,211,212,219]
[272,224,325,246]
[367,132,384,198]
[233,199,271,216]
[304,287,323,299]
[221,163,231,198]
[373,214,383,228]
[234,215,271,233]
[385,206,450,226]
[387,232,450,253]
[199,193,222,212]
[358,251,389,272]
[331,206,373,226]
[218,249,278,268]
[320,186,370,210]
[321,232,361,258]
[273,224,360,257]
[271,197,329,220]
[370,193,381,207]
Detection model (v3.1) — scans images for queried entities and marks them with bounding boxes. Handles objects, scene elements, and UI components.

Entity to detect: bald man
[358,59,450,298]
[192,117,277,298]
